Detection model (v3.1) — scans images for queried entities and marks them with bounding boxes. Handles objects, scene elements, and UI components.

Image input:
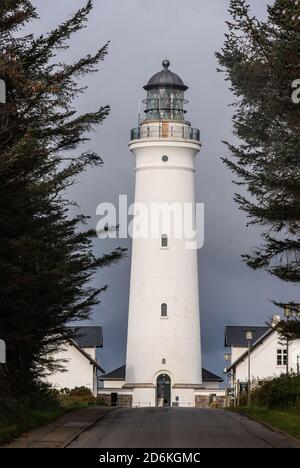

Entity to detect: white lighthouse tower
[124,60,202,407]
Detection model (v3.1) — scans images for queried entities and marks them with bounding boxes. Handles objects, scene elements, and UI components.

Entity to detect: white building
[225,323,300,395]
[46,326,104,396]
[99,60,224,407]
[99,365,224,408]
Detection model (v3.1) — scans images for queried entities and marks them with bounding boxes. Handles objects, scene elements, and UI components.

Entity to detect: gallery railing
[130,125,200,142]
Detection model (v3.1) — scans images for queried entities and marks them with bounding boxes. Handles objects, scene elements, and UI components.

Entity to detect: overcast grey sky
[28,0,299,377]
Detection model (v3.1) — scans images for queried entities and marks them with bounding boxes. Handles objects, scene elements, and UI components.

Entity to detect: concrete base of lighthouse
[124,384,202,408]
[99,365,225,408]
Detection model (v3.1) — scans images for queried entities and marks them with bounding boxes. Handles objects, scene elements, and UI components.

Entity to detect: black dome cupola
[143,60,188,122]
[144,59,188,92]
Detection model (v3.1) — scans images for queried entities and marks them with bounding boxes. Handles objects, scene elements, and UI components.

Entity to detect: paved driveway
[68,407,300,448]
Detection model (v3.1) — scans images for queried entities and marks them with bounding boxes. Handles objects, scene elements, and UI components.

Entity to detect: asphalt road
[68,407,300,448]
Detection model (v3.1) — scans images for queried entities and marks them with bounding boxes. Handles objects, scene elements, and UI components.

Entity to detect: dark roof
[70,326,103,348]
[227,327,275,372]
[225,326,270,348]
[202,368,223,382]
[103,365,126,380]
[144,60,188,91]
[102,365,223,382]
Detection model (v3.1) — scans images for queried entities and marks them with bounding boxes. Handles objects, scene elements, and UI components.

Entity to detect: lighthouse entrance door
[156,374,171,407]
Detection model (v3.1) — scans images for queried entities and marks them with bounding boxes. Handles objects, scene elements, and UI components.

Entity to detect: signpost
[0,78,6,103]
[0,340,6,364]
[0,81,6,362]
[239,382,248,394]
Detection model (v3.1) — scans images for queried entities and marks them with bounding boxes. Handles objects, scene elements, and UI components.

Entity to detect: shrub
[57,386,95,406]
[68,386,92,397]
[19,384,60,411]
[295,397,300,414]
[238,393,248,407]
[95,396,108,407]
[250,374,300,409]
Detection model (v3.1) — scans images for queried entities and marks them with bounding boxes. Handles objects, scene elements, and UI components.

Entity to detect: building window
[161,303,167,317]
[161,234,168,248]
[277,349,287,366]
[162,155,168,162]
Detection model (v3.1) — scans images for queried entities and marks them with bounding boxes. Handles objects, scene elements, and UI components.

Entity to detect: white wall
[203,381,221,390]
[131,386,225,407]
[231,346,247,364]
[83,347,97,361]
[132,388,156,407]
[233,332,300,383]
[45,343,97,395]
[171,388,196,407]
[195,389,225,397]
[101,379,124,389]
[98,387,132,395]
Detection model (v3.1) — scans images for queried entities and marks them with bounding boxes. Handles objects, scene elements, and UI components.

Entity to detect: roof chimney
[271,315,281,327]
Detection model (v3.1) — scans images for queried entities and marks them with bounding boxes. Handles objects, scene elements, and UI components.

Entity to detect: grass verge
[0,386,106,446]
[235,406,300,441]
[0,399,82,446]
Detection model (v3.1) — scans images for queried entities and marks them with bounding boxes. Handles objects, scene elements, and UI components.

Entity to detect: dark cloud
[27,1,299,377]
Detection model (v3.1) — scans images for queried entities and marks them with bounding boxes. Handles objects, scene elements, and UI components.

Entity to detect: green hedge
[250,374,300,409]
[57,386,108,407]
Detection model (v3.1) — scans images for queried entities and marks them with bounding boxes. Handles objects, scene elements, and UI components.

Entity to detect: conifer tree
[216,1,300,336]
[0,0,125,397]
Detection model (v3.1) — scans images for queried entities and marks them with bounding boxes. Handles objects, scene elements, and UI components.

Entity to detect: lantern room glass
[144,87,185,121]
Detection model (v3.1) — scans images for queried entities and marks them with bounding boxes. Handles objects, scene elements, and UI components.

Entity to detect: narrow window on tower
[161,234,168,248]
[161,303,168,317]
